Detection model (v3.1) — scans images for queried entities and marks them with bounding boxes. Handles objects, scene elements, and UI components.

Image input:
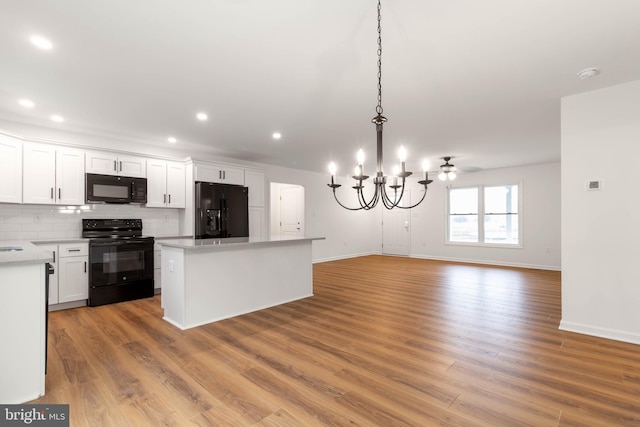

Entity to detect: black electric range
[82,219,154,306]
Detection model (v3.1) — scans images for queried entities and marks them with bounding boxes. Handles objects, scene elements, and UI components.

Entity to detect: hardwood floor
[32,255,640,426]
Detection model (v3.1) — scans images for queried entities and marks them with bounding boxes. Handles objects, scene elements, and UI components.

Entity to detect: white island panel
[0,263,46,403]
[160,238,319,329]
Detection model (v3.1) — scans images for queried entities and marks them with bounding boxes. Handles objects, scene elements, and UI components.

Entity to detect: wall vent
[587,180,601,191]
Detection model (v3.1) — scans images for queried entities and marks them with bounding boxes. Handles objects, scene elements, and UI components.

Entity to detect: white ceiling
[2,0,640,175]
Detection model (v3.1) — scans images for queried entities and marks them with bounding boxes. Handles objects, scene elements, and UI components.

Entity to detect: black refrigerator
[195,181,249,239]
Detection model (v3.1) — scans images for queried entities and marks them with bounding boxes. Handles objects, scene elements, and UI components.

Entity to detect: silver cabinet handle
[50,188,54,199]
[119,161,122,172]
[113,160,117,171]
[163,194,166,203]
[58,188,61,199]
[68,249,81,252]
[52,251,56,263]
[84,261,87,273]
[168,194,171,204]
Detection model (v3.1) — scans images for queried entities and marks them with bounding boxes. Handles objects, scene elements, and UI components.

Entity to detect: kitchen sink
[0,246,23,252]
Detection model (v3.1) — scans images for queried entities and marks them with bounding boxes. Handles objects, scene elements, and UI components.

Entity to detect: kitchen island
[157,236,324,330]
[0,241,52,403]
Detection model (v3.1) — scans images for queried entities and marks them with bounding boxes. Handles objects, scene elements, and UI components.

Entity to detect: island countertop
[156,236,325,250]
[0,241,53,266]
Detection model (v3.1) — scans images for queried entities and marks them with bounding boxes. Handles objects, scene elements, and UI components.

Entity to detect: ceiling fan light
[438,172,447,181]
[448,172,457,180]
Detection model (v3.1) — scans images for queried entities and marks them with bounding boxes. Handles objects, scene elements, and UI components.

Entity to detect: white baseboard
[409,254,561,271]
[313,251,379,264]
[313,251,560,271]
[559,320,640,346]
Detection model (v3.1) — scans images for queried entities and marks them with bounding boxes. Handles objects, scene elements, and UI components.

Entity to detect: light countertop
[157,236,325,250]
[0,241,54,266]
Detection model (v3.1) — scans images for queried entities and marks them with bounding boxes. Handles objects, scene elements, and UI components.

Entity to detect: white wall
[1,120,560,269]
[410,163,561,270]
[560,79,640,345]
[260,164,382,262]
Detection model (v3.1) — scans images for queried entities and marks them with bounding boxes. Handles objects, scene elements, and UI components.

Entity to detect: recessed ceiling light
[30,35,53,50]
[168,137,177,143]
[577,67,600,80]
[19,99,35,108]
[196,112,208,121]
[50,114,64,122]
[272,132,282,140]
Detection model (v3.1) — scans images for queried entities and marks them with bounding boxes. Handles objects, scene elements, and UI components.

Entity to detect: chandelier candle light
[327,0,432,210]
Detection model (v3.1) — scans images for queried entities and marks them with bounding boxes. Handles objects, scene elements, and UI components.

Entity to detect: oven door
[89,239,153,287]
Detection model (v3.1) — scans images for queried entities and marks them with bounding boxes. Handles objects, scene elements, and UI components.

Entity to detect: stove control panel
[82,219,143,238]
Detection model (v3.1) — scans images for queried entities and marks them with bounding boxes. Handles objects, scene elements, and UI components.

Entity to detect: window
[447,184,520,246]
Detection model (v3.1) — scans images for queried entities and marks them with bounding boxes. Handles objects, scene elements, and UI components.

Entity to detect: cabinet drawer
[58,243,88,257]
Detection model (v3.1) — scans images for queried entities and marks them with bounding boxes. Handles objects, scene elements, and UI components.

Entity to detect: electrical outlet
[33,213,42,223]
[168,259,174,272]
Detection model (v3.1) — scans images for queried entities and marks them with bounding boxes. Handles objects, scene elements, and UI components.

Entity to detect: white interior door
[280,186,304,237]
[382,189,411,256]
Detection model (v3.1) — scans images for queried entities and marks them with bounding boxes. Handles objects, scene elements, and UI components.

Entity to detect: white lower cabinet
[36,243,88,306]
[58,243,88,303]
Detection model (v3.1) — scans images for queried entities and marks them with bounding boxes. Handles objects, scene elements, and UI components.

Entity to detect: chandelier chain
[376,0,383,115]
[327,0,433,210]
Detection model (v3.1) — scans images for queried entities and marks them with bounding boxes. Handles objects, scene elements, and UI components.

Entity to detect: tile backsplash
[0,203,181,241]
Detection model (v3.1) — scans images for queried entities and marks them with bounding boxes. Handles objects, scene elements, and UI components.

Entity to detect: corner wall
[410,162,561,270]
[560,79,640,344]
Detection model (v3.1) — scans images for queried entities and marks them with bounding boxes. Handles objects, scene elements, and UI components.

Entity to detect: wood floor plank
[29,255,640,426]
[118,393,189,427]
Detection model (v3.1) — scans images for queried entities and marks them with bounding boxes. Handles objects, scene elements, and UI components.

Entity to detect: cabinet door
[0,134,22,203]
[221,166,245,185]
[146,159,168,208]
[118,155,147,178]
[23,143,56,204]
[166,161,186,208]
[194,164,221,183]
[35,244,59,305]
[245,170,265,207]
[85,150,118,175]
[58,256,88,303]
[56,148,85,205]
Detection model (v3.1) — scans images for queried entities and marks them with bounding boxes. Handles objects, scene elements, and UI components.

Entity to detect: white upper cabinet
[146,159,185,208]
[194,163,244,185]
[244,170,265,207]
[23,142,85,205]
[85,150,146,177]
[0,134,23,203]
[166,161,186,208]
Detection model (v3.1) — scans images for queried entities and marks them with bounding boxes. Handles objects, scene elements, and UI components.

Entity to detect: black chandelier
[327,0,432,210]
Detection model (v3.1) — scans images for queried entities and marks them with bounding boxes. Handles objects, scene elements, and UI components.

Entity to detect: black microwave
[86,173,147,204]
